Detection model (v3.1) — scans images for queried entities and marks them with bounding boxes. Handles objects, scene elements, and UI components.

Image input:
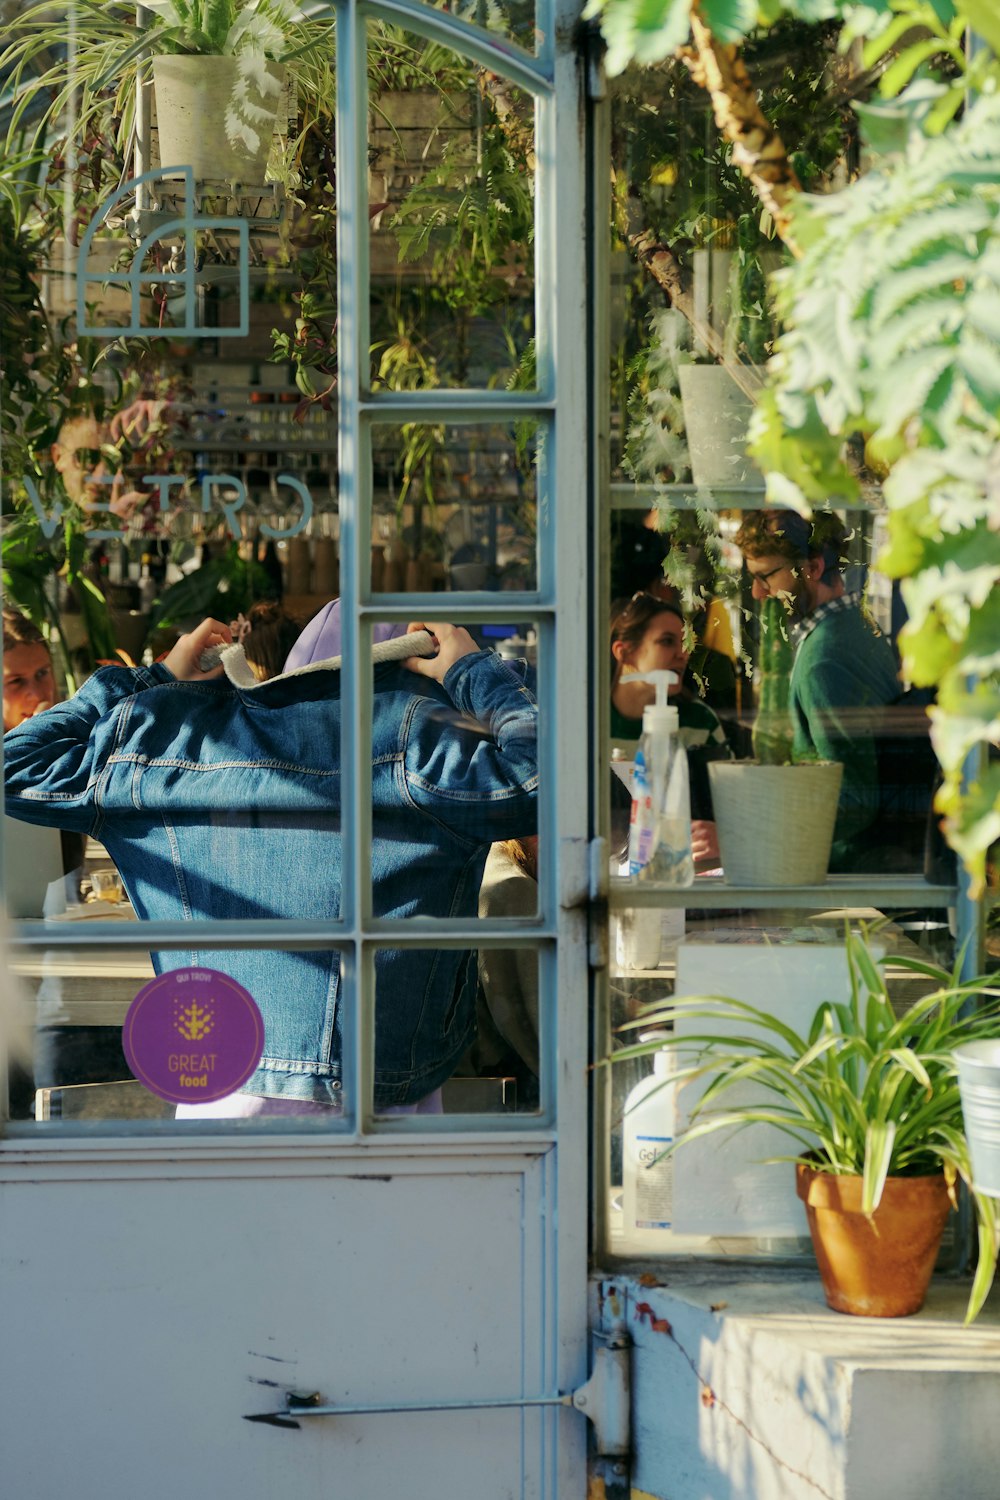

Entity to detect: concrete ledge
[593,1268,1000,1500]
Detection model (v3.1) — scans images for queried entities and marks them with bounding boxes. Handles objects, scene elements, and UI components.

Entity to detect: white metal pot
[152,55,287,184]
[954,1041,1000,1198]
[708,760,843,886]
[677,363,761,488]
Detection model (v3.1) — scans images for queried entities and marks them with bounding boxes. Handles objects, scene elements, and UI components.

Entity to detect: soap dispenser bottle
[628,670,694,888]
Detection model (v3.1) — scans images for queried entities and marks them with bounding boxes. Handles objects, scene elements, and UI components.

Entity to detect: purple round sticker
[122,967,264,1105]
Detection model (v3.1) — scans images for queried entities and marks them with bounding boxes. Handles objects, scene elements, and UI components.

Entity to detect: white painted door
[0,2,592,1494]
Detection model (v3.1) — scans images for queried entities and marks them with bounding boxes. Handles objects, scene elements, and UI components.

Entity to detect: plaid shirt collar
[791,590,862,648]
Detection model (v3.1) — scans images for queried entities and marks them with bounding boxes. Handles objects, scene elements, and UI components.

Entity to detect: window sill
[595,1266,1000,1499]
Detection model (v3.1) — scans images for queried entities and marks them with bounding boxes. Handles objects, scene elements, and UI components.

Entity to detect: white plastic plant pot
[152,55,287,184]
[954,1040,1000,1198]
[708,760,843,887]
[677,364,762,489]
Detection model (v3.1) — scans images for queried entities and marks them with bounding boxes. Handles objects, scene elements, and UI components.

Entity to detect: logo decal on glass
[77,168,250,339]
[123,967,264,1104]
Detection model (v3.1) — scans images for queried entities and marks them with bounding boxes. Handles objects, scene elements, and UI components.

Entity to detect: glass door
[0,3,592,1494]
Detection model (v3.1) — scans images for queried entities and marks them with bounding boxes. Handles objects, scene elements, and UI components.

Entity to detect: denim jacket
[3,648,538,1105]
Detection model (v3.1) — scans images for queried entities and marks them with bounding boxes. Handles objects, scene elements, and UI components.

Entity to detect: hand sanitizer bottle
[629,670,694,888]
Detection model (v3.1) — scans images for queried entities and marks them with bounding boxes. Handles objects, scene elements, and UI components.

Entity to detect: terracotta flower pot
[795,1163,953,1317]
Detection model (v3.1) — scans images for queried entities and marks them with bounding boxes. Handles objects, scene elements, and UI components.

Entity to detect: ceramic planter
[796,1163,952,1317]
[152,55,287,183]
[708,759,843,886]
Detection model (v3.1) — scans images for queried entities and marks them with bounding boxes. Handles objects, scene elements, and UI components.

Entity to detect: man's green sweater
[790,597,900,870]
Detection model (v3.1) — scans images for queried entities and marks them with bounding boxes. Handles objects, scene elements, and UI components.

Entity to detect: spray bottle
[627,670,694,888]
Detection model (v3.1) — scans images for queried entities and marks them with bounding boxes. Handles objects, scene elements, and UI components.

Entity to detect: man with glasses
[734,509,907,872]
[51,403,165,526]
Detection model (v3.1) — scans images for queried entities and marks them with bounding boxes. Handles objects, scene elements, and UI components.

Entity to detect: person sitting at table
[734,508,928,873]
[611,513,746,753]
[2,608,56,732]
[610,591,733,869]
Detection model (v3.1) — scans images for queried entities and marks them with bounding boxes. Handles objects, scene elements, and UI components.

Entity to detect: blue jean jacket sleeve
[401,651,538,843]
[3,663,174,833]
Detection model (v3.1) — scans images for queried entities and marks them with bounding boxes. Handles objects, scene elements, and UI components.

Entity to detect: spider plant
[615,925,1000,1321]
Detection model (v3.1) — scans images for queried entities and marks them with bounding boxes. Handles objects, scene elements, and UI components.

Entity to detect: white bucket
[954,1040,1000,1197]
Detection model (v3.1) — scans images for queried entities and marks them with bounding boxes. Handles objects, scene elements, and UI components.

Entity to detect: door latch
[245,1327,631,1456]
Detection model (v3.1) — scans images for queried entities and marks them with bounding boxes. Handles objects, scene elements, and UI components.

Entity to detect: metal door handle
[244,1337,630,1455]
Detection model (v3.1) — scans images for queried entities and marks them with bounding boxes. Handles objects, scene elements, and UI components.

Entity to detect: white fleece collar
[198,629,438,689]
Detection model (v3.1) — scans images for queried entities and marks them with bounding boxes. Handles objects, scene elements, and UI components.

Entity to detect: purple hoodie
[283,600,409,673]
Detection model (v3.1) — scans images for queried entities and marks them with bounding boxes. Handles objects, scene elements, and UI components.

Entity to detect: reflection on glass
[370,422,539,592]
[368,31,536,393]
[406,0,539,54]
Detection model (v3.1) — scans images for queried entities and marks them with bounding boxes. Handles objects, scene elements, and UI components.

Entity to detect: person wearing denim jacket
[3,618,539,1109]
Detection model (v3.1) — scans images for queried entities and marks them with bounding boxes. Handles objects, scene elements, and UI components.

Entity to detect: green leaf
[869,252,977,330]
[885,1048,933,1092]
[962,0,1000,55]
[965,289,1000,344]
[853,78,949,153]
[878,37,957,100]
[958,335,1000,412]
[924,82,966,135]
[862,1120,895,1213]
[701,0,760,44]
[862,11,933,70]
[588,0,693,74]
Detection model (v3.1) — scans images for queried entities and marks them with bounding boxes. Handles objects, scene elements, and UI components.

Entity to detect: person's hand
[613,677,657,722]
[109,397,170,446]
[107,475,148,522]
[403,621,479,683]
[163,618,233,681]
[691,819,721,868]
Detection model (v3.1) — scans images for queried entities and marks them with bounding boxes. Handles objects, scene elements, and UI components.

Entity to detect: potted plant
[1,0,337,184]
[707,593,843,885]
[617,926,1000,1319]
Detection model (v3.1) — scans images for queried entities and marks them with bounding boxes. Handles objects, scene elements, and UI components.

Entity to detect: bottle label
[628,748,657,875]
[634,1133,673,1229]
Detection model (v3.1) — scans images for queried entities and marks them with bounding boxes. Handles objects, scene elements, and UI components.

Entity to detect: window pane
[397,1,540,56]
[605,902,961,1260]
[9,944,349,1126]
[374,945,544,1120]
[2,3,553,1140]
[369,31,536,393]
[370,421,540,593]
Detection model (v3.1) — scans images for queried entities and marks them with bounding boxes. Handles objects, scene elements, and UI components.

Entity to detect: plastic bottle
[138,554,157,613]
[620,1033,679,1251]
[628,669,694,888]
